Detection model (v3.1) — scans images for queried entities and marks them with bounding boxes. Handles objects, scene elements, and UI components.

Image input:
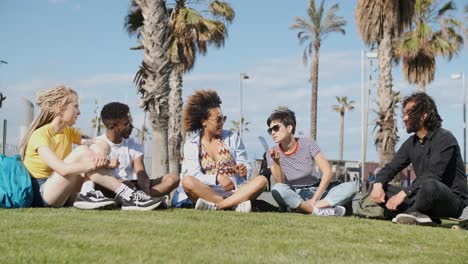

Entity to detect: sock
[80,180,95,195]
[115,184,134,200]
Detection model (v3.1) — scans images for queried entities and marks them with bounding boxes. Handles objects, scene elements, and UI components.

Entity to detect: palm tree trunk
[310,42,320,141]
[376,25,397,167]
[418,81,426,93]
[136,0,172,178]
[168,67,183,175]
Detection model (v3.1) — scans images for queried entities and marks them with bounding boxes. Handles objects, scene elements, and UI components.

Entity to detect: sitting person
[75,102,180,209]
[20,85,161,210]
[171,89,268,212]
[266,107,357,216]
[371,92,468,225]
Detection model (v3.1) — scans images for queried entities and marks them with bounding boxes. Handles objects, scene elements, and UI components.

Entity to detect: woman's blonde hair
[19,85,77,160]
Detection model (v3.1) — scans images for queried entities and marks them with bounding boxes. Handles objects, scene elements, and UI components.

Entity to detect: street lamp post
[361,50,377,192]
[240,73,249,140]
[451,72,466,165]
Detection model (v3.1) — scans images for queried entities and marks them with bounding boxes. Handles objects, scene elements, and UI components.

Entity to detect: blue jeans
[271,181,357,211]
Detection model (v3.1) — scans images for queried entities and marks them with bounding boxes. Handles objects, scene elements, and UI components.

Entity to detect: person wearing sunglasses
[171,89,268,212]
[266,107,357,216]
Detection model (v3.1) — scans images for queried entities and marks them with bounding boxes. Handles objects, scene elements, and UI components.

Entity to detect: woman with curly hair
[171,89,268,212]
[21,85,161,210]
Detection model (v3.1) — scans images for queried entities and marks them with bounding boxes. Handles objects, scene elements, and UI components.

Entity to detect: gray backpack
[354,193,385,219]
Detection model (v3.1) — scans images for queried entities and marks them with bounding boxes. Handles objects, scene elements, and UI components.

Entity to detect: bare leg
[42,146,94,207]
[150,173,180,197]
[43,142,129,207]
[182,175,224,203]
[216,176,268,210]
[297,199,332,214]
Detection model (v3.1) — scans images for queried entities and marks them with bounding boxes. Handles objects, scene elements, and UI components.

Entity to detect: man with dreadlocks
[370,92,468,225]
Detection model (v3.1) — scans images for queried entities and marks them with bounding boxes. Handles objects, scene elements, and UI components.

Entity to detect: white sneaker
[195,198,217,211]
[235,200,252,213]
[313,206,346,217]
[395,211,432,225]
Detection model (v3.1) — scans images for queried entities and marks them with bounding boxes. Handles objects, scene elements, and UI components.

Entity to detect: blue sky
[0,0,467,164]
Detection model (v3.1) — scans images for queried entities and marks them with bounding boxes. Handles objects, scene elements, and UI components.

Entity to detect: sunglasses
[208,115,227,124]
[267,124,282,135]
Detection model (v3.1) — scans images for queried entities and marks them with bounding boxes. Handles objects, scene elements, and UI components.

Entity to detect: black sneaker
[395,211,433,225]
[73,190,116,210]
[121,190,162,211]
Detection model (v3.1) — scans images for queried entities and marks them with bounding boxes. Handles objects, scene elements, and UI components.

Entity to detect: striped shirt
[267,137,321,188]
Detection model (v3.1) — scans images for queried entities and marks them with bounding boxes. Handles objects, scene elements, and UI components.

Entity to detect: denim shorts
[30,177,73,207]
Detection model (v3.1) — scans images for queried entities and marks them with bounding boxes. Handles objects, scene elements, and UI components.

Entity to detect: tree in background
[394,0,464,92]
[125,0,234,175]
[230,117,250,136]
[125,0,173,178]
[356,0,415,166]
[167,0,234,174]
[291,0,346,141]
[331,96,354,180]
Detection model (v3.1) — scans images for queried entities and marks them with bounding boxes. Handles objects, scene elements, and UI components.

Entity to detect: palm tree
[464,4,468,38]
[290,0,346,141]
[332,96,354,180]
[230,117,250,136]
[125,0,234,175]
[91,99,105,137]
[125,0,173,177]
[356,0,415,166]
[395,0,464,92]
[167,0,234,174]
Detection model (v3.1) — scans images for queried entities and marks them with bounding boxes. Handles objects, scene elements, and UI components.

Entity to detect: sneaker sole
[395,214,432,225]
[73,201,116,210]
[122,201,161,211]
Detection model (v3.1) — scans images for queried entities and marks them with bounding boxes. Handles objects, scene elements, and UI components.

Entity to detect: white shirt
[96,134,144,181]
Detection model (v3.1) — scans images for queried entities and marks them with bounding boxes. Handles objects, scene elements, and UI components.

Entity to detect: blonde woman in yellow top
[21,85,161,210]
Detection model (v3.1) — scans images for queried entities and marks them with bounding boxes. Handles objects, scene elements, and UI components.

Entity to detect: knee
[419,179,443,194]
[89,139,110,155]
[167,173,181,188]
[253,175,268,189]
[67,145,94,163]
[181,175,196,192]
[271,183,290,193]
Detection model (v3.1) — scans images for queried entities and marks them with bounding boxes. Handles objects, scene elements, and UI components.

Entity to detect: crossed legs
[182,175,268,210]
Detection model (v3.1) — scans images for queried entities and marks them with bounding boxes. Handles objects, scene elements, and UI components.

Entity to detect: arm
[371,139,411,204]
[134,155,151,195]
[309,152,332,204]
[37,145,95,177]
[375,139,412,185]
[268,148,284,183]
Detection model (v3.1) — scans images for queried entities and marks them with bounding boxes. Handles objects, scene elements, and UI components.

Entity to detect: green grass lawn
[1,208,467,263]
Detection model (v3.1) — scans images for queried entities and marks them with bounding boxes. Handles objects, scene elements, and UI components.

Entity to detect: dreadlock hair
[182,89,222,133]
[20,85,78,160]
[267,106,297,134]
[403,92,442,131]
[101,102,130,129]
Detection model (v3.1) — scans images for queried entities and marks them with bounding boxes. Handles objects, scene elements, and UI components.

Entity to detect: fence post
[2,119,6,154]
